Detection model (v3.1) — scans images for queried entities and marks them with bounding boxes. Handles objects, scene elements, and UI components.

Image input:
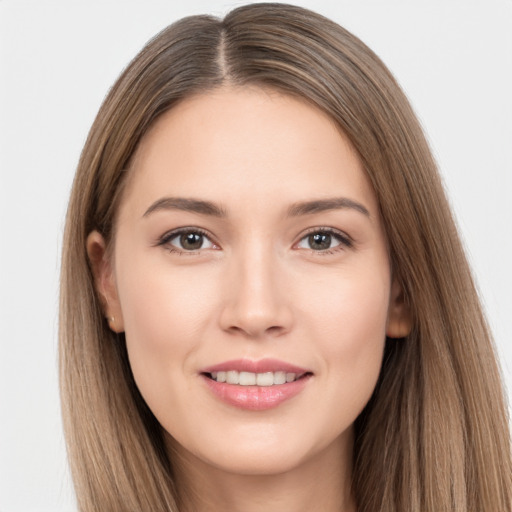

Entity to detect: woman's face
[90,87,409,477]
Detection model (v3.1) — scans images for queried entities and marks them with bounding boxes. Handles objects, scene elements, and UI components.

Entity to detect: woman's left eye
[160,230,216,252]
[296,230,351,252]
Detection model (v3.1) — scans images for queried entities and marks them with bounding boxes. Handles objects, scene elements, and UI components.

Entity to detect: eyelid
[155,226,353,254]
[294,227,354,251]
[156,226,219,253]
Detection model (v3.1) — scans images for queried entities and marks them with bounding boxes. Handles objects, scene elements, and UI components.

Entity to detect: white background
[0,1,510,510]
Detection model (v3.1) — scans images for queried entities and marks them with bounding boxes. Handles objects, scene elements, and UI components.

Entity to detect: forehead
[119,86,378,218]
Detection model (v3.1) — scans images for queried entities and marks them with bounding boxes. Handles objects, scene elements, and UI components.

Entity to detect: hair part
[60,3,512,511]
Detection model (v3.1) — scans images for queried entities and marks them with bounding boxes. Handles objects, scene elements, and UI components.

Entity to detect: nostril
[223,323,288,338]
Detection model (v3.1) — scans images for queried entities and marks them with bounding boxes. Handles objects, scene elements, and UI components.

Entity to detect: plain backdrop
[0,1,510,510]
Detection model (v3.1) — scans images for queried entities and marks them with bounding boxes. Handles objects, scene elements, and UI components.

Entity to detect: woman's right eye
[160,230,216,253]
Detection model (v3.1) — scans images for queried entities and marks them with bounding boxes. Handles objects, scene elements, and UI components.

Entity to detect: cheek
[300,264,389,416]
[300,258,390,340]
[326,275,388,346]
[114,251,219,399]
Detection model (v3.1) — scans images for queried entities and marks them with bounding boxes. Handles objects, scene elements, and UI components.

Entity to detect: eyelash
[295,227,353,256]
[157,227,353,255]
[157,227,217,255]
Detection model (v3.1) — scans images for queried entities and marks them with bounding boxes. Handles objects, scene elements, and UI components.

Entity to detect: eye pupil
[309,233,331,250]
[180,232,203,250]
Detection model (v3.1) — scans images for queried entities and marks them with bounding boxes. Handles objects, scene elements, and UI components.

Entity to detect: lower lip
[202,375,311,411]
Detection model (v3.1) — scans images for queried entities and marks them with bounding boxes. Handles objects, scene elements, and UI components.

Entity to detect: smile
[201,359,312,410]
[207,370,303,386]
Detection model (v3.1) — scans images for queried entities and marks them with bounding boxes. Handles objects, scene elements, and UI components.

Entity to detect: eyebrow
[142,196,370,219]
[143,197,227,218]
[286,197,370,217]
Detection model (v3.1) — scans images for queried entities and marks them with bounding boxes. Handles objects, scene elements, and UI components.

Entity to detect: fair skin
[88,87,410,512]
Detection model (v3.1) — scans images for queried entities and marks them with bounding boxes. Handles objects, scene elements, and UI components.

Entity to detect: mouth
[203,370,310,386]
[200,359,313,410]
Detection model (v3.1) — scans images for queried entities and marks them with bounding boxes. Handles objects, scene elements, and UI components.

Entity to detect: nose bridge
[220,236,292,338]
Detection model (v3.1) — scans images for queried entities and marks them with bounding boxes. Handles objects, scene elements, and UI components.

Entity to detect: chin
[210,447,308,476]
[165,422,350,479]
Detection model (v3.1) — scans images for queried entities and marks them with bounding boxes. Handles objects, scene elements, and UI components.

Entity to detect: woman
[59,3,512,511]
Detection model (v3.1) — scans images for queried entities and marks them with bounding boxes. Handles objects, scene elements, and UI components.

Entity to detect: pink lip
[200,358,312,411]
[201,358,309,375]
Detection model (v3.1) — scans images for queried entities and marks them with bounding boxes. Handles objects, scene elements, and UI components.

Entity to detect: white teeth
[256,372,274,386]
[239,371,256,385]
[210,370,300,386]
[274,371,286,385]
[226,370,239,384]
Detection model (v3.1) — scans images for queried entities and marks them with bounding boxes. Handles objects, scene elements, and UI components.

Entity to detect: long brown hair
[60,3,512,510]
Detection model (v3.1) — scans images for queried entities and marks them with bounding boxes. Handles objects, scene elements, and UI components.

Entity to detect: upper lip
[201,358,311,375]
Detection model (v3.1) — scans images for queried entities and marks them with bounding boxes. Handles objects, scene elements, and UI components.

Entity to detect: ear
[86,231,125,333]
[386,278,412,339]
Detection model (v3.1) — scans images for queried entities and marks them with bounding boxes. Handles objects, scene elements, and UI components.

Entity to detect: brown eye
[162,229,216,252]
[180,232,204,250]
[308,233,332,250]
[296,229,351,252]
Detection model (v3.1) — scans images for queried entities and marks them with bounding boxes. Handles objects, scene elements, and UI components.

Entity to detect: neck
[168,430,356,512]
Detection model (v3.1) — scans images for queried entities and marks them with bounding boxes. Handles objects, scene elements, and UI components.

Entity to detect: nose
[218,244,294,339]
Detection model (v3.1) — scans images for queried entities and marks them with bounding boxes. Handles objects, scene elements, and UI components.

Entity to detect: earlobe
[86,231,125,333]
[386,279,412,339]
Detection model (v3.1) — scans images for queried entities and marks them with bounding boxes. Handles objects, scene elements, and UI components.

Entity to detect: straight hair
[60,3,512,510]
